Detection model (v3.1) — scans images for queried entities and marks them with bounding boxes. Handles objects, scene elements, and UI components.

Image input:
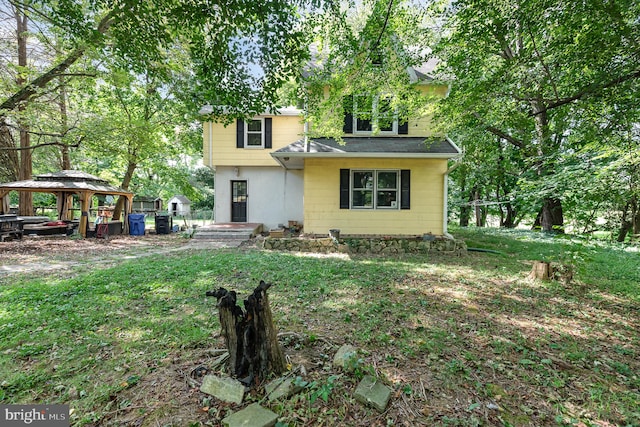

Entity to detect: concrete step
[192,231,254,240]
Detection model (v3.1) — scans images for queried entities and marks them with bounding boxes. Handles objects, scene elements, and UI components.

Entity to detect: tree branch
[0,137,83,151]
[532,68,640,116]
[473,112,525,148]
[527,24,560,101]
[0,10,115,113]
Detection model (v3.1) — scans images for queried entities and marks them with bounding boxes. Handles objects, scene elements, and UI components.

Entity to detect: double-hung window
[245,118,264,148]
[236,118,272,149]
[341,169,410,210]
[353,95,398,135]
[351,170,399,209]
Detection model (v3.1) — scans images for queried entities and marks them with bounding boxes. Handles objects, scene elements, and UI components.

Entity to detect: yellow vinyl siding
[203,115,303,168]
[304,158,446,236]
[203,122,212,168]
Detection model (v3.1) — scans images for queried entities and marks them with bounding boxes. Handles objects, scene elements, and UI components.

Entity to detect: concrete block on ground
[200,374,245,405]
[222,403,278,427]
[354,375,392,412]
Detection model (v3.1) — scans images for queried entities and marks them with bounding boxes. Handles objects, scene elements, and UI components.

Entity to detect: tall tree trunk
[501,202,517,228]
[58,80,72,170]
[532,100,564,233]
[113,161,136,220]
[458,171,471,226]
[616,203,632,242]
[474,187,485,227]
[541,197,564,233]
[0,120,19,183]
[632,197,640,241]
[16,10,33,216]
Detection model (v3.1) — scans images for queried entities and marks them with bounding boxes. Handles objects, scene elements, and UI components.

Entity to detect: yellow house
[201,73,461,236]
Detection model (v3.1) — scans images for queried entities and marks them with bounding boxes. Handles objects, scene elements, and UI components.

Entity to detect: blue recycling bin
[128,214,146,236]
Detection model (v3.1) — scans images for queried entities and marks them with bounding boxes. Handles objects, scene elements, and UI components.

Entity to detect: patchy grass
[0,230,638,426]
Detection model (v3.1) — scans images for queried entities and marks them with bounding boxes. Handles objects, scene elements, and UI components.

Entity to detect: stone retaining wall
[259,236,466,255]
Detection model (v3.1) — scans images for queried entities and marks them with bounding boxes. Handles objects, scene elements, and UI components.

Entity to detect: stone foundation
[258,235,466,255]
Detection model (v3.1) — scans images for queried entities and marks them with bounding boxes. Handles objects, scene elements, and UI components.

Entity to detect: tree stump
[529,261,574,284]
[206,280,286,385]
[529,261,552,280]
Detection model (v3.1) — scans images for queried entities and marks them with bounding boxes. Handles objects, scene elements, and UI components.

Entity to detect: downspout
[443,172,449,236]
[303,96,310,152]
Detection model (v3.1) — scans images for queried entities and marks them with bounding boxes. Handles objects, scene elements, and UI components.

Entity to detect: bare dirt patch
[0,234,191,277]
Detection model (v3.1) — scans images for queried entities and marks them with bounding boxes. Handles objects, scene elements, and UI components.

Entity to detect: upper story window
[236,118,272,149]
[245,119,264,148]
[353,95,398,135]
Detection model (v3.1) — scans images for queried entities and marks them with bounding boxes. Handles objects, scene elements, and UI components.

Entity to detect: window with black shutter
[340,169,409,210]
[238,118,269,149]
[400,169,410,209]
[265,118,272,148]
[236,119,245,148]
[340,169,350,209]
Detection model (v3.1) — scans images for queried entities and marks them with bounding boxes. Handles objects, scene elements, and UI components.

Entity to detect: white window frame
[244,118,264,148]
[353,95,398,135]
[351,169,400,210]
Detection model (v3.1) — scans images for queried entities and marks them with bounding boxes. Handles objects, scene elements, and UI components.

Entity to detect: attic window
[371,50,383,66]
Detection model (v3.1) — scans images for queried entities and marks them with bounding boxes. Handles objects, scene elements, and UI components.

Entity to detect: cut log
[206,280,286,386]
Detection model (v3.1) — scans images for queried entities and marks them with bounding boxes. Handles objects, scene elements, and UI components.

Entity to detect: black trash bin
[155,214,172,235]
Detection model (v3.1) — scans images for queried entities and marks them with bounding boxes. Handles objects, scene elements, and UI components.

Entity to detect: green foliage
[308,375,341,404]
[302,0,436,140]
[433,0,640,231]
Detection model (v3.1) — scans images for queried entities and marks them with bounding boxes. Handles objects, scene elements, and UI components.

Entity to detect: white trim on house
[244,118,265,149]
[198,105,303,116]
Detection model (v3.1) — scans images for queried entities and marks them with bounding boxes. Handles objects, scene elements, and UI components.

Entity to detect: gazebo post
[123,195,132,235]
[78,191,93,238]
[0,190,9,214]
[55,192,69,220]
[63,193,74,220]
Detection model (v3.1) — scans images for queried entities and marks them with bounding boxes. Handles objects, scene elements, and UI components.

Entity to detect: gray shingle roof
[271,137,460,169]
[273,137,459,155]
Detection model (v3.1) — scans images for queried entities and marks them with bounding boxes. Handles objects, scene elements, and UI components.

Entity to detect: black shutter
[340,169,350,209]
[265,118,272,148]
[236,119,244,148]
[343,96,353,133]
[400,169,410,209]
[398,120,409,134]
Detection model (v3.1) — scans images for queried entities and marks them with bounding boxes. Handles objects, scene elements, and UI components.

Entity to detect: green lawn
[1,228,638,426]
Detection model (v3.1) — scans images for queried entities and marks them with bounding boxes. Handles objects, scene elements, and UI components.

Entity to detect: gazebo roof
[0,170,132,196]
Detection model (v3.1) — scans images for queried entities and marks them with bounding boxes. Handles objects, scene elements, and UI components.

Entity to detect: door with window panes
[231,181,248,222]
